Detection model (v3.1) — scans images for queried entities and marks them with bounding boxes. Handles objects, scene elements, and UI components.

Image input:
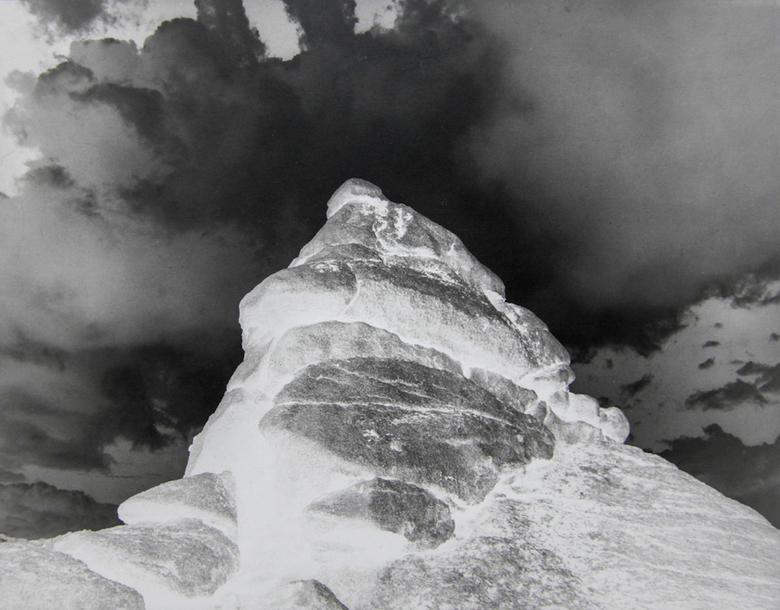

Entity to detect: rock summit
[2,180,779,609]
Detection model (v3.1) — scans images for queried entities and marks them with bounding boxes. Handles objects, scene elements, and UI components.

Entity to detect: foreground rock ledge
[3,179,778,610]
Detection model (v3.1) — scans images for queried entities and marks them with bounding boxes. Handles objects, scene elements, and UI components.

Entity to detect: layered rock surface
[4,179,779,609]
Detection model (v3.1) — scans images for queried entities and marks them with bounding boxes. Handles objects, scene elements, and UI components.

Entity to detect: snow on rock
[8,179,780,609]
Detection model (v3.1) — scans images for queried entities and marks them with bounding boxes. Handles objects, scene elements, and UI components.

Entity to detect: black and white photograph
[0,0,778,607]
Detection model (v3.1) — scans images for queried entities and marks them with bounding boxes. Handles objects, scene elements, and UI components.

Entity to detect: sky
[0,0,778,537]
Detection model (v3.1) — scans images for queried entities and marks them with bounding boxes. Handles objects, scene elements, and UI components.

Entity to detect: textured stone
[296,178,505,297]
[51,518,239,599]
[118,471,237,538]
[238,256,569,395]
[309,478,455,547]
[0,535,144,610]
[535,404,605,445]
[518,362,576,401]
[239,258,357,353]
[493,441,780,609]
[468,367,539,413]
[351,442,780,609]
[262,357,554,502]
[365,533,596,610]
[597,406,631,443]
[258,579,350,610]
[258,320,465,395]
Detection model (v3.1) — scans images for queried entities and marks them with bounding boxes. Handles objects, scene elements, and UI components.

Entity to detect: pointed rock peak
[296,178,505,298]
[326,178,389,218]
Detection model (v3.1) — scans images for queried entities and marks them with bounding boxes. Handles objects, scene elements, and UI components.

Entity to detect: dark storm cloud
[12,0,777,351]
[0,337,241,476]
[736,361,780,394]
[463,0,780,346]
[196,0,266,66]
[621,373,653,399]
[703,270,780,308]
[0,387,113,472]
[283,0,357,47]
[0,471,26,485]
[0,334,65,371]
[0,482,120,539]
[4,0,510,478]
[698,358,714,370]
[97,341,243,449]
[684,379,767,411]
[661,424,780,528]
[5,0,780,507]
[737,361,772,377]
[20,0,132,35]
[22,0,106,33]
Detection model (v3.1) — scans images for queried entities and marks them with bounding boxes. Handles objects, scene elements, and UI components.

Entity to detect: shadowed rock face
[260,579,350,610]
[264,357,553,502]
[309,478,455,548]
[8,179,780,609]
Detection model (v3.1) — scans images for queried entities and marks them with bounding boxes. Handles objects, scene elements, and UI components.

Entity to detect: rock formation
[2,179,779,609]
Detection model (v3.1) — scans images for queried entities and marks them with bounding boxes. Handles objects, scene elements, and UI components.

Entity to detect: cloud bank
[3,0,779,528]
[0,481,120,539]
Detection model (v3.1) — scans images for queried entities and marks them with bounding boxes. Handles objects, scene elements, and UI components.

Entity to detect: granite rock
[118,471,237,538]
[308,478,455,547]
[257,579,350,610]
[0,535,144,610]
[262,357,554,502]
[51,518,239,601]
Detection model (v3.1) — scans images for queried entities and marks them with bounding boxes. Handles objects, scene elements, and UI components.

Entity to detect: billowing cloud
[3,0,779,531]
[0,471,26,484]
[8,0,778,351]
[685,379,767,411]
[20,0,141,36]
[1,0,510,503]
[738,361,773,377]
[661,424,780,528]
[463,0,780,346]
[712,271,780,308]
[737,362,780,395]
[621,373,653,399]
[698,358,715,370]
[0,333,242,477]
[21,0,110,33]
[571,293,780,453]
[0,482,120,539]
